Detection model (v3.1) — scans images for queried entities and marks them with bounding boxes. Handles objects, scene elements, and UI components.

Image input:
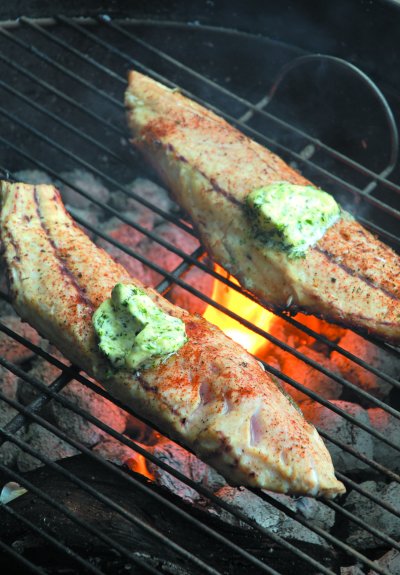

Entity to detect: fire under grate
[0,15,399,575]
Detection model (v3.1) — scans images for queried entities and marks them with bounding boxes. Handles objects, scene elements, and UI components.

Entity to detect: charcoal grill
[0,2,400,574]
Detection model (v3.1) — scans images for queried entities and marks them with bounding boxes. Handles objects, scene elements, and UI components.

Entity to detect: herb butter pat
[245,182,341,257]
[93,283,187,371]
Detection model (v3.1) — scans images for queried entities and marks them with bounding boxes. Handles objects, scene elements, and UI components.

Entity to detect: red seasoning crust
[0,181,344,498]
[125,71,400,344]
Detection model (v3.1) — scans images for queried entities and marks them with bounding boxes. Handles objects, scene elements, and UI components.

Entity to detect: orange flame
[126,453,154,481]
[203,265,275,355]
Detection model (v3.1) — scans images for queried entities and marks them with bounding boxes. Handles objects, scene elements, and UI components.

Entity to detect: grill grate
[0,15,399,575]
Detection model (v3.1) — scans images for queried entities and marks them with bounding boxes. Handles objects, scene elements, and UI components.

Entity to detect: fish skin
[0,181,344,498]
[125,71,400,345]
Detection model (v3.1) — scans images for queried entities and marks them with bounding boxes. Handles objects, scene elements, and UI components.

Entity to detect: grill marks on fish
[314,246,399,304]
[318,219,400,300]
[32,186,94,311]
[0,181,345,498]
[125,71,400,344]
[139,128,243,208]
[154,128,398,301]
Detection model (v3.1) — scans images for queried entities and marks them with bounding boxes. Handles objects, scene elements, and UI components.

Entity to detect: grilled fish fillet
[125,71,400,345]
[0,181,344,498]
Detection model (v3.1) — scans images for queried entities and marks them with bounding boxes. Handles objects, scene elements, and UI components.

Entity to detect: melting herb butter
[245,182,341,257]
[93,283,187,371]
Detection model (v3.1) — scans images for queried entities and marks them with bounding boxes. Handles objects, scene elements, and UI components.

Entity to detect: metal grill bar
[0,127,400,424]
[0,312,397,492]
[3,16,400,236]
[0,395,296,575]
[1,16,399,575]
[0,432,222,575]
[2,368,78,437]
[3,18,397,372]
[0,25,123,109]
[0,504,108,575]
[53,16,400,224]
[1,132,399,438]
[326,499,400,552]
[0,303,394,573]
[317,429,400,483]
[1,16,397,368]
[1,313,396,497]
[336,472,400,519]
[3,151,399,484]
[0,64,398,385]
[99,16,400,196]
[2,156,400,572]
[0,345,329,574]
[0,50,123,137]
[0,537,47,575]
[0,339,383,573]
[0,379,384,575]
[254,490,394,575]
[18,15,400,248]
[0,57,195,235]
[0,367,394,575]
[0,72,398,385]
[0,462,163,575]
[0,81,126,165]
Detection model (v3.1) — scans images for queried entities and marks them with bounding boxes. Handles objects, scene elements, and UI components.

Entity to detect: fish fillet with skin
[0,181,344,498]
[125,71,400,345]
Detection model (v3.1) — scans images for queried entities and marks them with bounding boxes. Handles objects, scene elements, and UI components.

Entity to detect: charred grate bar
[0,14,399,575]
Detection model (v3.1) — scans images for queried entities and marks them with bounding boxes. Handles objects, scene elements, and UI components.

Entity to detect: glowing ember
[203,265,275,355]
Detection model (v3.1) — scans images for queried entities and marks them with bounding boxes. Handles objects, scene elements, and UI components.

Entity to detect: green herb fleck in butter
[245,182,341,257]
[93,283,187,371]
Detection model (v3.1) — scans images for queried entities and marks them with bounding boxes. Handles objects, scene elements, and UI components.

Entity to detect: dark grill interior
[0,14,400,575]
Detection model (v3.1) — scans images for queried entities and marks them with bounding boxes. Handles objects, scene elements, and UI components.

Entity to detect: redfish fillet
[0,181,344,498]
[125,71,400,345]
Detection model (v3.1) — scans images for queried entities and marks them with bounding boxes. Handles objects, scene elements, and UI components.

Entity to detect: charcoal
[13,169,53,185]
[108,178,176,227]
[211,485,284,530]
[128,221,200,288]
[48,379,127,447]
[369,547,400,575]
[211,486,332,548]
[0,364,18,402]
[331,331,396,401]
[124,414,155,442]
[95,221,153,285]
[0,392,21,468]
[92,436,140,466]
[168,261,214,316]
[301,400,374,473]
[17,423,79,472]
[274,345,342,403]
[17,351,63,406]
[0,297,16,318]
[340,566,365,575]
[368,407,400,471]
[146,438,226,502]
[96,219,208,304]
[0,434,24,468]
[98,219,146,248]
[57,168,109,209]
[0,316,41,364]
[0,455,326,575]
[344,481,400,549]
[293,495,335,531]
[0,401,18,428]
[67,205,100,239]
